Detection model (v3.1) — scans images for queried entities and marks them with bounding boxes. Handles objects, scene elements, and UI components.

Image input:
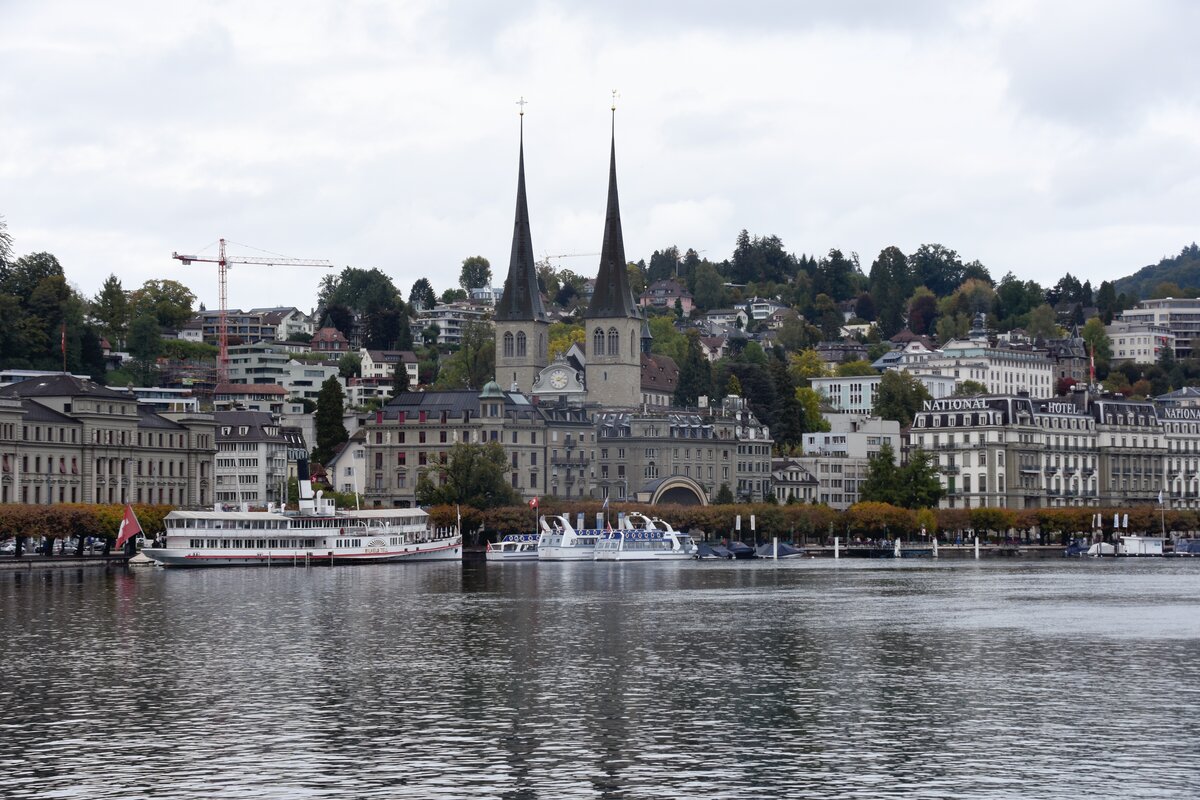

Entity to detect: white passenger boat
[142,482,461,567]
[593,512,698,562]
[537,515,602,561]
[485,534,540,562]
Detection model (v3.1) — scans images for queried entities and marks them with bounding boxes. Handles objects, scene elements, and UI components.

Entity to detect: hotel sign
[1043,402,1081,415]
[923,399,987,412]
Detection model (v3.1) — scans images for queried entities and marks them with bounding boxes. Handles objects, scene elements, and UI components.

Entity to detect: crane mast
[173,238,332,385]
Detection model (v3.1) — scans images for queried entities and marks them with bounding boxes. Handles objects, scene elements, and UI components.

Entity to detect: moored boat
[142,479,460,567]
[1118,534,1165,557]
[537,515,602,561]
[754,541,806,559]
[486,534,540,562]
[593,513,697,561]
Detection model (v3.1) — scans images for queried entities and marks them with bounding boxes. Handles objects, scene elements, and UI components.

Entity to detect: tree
[90,274,130,348]
[127,313,161,384]
[410,278,436,310]
[648,316,686,363]
[393,360,411,394]
[900,448,945,509]
[441,288,467,303]
[338,351,361,379]
[907,289,939,336]
[674,331,713,408]
[1081,317,1111,377]
[770,358,807,447]
[859,442,902,506]
[415,442,520,509]
[835,360,876,377]
[1096,280,1119,324]
[795,387,830,432]
[909,243,965,298]
[459,256,492,291]
[873,370,932,428]
[313,377,348,464]
[953,380,989,396]
[0,215,12,267]
[788,349,828,384]
[1025,304,1060,340]
[433,320,494,390]
[319,267,401,314]
[129,279,196,329]
[692,262,725,311]
[548,322,584,359]
[869,245,910,337]
[715,484,734,504]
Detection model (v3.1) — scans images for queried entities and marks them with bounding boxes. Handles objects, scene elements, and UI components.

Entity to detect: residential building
[0,374,216,506]
[744,297,786,321]
[324,428,366,496]
[639,279,694,315]
[1106,321,1175,364]
[796,414,901,509]
[415,302,491,348]
[212,410,290,507]
[360,349,419,383]
[311,319,350,353]
[909,340,1056,398]
[248,307,314,341]
[811,373,957,415]
[1118,297,1200,358]
[225,342,341,402]
[772,457,819,504]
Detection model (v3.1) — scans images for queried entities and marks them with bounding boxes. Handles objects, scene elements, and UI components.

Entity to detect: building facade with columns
[0,374,216,507]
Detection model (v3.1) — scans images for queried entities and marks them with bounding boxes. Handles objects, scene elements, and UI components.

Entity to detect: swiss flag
[115,504,143,549]
[529,497,539,510]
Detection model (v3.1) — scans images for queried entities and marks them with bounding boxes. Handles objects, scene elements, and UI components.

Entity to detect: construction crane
[542,251,599,265]
[173,238,333,385]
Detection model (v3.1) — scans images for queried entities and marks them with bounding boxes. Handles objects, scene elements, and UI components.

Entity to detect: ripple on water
[2,560,1200,798]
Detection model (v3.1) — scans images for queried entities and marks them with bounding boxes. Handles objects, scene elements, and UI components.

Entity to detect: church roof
[585,115,640,320]
[495,116,547,323]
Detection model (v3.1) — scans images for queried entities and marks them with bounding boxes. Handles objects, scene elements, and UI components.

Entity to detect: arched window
[502,332,514,358]
[593,328,605,356]
[607,327,619,356]
[516,331,527,357]
[645,461,658,479]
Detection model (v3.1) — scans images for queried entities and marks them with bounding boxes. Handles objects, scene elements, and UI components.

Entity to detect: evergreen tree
[313,377,348,464]
[393,359,411,394]
[859,441,901,505]
[91,274,129,349]
[715,484,734,504]
[127,314,161,385]
[899,448,945,509]
[674,330,713,408]
[769,357,807,447]
[409,278,436,310]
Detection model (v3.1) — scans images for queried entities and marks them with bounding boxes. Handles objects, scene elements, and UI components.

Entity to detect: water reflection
[1,560,1198,798]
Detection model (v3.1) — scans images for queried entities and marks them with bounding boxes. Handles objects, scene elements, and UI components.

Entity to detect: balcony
[941,465,960,475]
[1064,467,1077,476]
[551,455,589,467]
[1043,466,1058,475]
[1047,488,1061,496]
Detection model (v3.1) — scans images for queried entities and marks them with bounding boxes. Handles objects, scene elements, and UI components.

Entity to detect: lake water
[2,558,1199,799]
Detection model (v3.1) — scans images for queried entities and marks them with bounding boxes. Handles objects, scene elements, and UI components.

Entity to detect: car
[0,540,16,555]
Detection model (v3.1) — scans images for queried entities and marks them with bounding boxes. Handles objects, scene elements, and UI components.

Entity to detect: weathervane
[516,96,528,116]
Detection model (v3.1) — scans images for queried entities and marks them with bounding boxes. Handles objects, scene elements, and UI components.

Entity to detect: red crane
[173,238,332,384]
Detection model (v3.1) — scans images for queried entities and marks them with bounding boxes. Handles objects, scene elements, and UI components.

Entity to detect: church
[360,111,774,508]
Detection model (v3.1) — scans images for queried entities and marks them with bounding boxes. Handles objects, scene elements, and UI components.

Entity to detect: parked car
[0,539,16,555]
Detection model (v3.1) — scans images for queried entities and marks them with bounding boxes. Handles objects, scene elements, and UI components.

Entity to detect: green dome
[479,380,505,399]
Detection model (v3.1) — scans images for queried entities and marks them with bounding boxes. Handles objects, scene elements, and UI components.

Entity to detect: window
[593,328,605,356]
[607,327,619,355]
[516,331,526,357]
[503,332,514,358]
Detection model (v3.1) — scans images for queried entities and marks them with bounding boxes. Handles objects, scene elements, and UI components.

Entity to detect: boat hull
[485,551,539,562]
[593,551,694,562]
[143,539,462,567]
[537,546,596,561]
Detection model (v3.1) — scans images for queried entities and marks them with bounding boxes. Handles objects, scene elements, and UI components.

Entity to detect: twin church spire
[496,104,641,325]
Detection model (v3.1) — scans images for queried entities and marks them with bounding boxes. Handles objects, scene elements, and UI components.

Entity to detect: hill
[1113,243,1200,300]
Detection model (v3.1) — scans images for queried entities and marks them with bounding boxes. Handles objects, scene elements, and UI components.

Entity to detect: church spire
[586,105,640,320]
[495,104,546,323]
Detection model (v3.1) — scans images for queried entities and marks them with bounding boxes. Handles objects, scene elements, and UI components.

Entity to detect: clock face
[550,369,569,390]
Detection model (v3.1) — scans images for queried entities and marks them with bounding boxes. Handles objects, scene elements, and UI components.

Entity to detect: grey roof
[212,410,285,441]
[381,389,540,420]
[584,119,640,321]
[494,119,547,323]
[0,373,130,401]
[19,399,81,425]
[137,405,188,430]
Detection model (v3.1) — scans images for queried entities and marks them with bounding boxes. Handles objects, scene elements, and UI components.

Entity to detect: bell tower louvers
[584,112,643,408]
[494,112,549,394]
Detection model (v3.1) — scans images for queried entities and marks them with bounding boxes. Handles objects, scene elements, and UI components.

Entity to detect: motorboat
[726,541,756,559]
[696,543,733,559]
[486,534,540,562]
[754,541,806,559]
[537,515,602,561]
[593,513,698,561]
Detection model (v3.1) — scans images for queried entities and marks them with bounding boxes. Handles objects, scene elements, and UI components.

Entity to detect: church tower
[494,107,548,394]
[584,108,643,408]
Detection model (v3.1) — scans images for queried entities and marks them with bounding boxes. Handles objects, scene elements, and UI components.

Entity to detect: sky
[1,0,1198,314]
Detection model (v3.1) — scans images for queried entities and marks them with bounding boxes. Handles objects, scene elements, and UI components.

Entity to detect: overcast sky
[2,0,1198,314]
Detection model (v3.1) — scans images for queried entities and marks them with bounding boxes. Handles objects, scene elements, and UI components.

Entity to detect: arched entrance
[641,475,709,506]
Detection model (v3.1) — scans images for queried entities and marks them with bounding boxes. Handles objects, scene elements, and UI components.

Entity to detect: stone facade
[0,375,216,507]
